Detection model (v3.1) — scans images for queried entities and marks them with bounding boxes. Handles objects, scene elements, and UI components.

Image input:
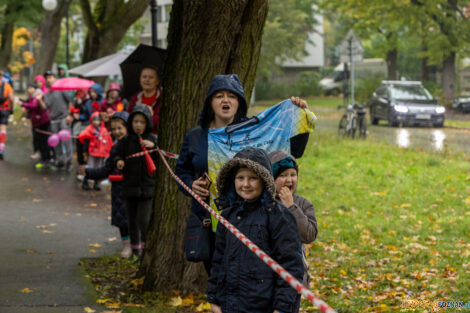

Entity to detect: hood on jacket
[34,75,47,92]
[111,111,129,124]
[90,111,101,122]
[217,148,275,205]
[199,74,248,129]
[89,83,104,102]
[268,150,299,179]
[106,82,121,98]
[128,104,153,135]
[58,64,69,77]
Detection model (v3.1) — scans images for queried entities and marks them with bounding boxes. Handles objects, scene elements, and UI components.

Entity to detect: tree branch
[79,0,98,33]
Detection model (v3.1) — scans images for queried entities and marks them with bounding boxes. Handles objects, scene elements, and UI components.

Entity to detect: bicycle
[338,103,367,138]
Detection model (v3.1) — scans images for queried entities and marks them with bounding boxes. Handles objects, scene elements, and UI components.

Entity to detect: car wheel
[370,107,379,125]
[433,121,444,128]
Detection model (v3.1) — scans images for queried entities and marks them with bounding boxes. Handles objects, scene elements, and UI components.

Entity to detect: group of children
[15,70,318,312]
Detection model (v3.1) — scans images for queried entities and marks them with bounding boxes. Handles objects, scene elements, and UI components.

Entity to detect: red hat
[108,83,121,92]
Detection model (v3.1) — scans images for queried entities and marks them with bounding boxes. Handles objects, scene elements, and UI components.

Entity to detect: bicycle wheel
[358,116,367,138]
[338,115,347,136]
[348,116,357,138]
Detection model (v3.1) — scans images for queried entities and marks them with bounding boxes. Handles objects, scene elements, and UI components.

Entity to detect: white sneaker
[30,152,40,160]
[101,179,110,186]
[120,240,132,258]
[76,174,84,182]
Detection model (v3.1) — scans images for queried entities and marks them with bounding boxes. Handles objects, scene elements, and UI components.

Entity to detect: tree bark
[386,48,398,80]
[79,0,149,63]
[442,51,455,107]
[34,0,71,77]
[0,20,15,70]
[141,0,268,294]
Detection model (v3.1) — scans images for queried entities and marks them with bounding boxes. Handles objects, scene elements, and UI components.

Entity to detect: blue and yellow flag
[206,99,316,231]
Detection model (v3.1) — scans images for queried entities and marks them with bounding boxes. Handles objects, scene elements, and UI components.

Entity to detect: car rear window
[391,85,432,100]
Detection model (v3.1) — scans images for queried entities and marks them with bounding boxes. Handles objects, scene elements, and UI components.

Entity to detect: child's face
[132,113,147,135]
[274,168,298,194]
[27,86,35,96]
[110,120,127,140]
[108,90,119,101]
[89,89,98,100]
[92,118,101,127]
[234,167,263,201]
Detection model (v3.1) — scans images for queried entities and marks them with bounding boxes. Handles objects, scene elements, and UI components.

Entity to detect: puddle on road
[396,129,410,148]
[431,130,446,150]
[395,129,446,150]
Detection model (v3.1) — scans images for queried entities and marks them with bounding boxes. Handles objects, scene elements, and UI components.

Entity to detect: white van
[319,58,387,95]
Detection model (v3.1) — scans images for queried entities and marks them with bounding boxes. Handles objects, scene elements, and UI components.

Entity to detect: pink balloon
[58,129,71,141]
[47,134,60,147]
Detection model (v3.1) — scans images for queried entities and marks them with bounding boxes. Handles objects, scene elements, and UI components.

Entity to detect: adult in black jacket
[175,74,309,273]
[114,105,158,257]
[207,147,303,313]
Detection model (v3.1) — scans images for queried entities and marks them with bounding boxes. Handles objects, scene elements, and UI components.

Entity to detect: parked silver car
[369,81,445,127]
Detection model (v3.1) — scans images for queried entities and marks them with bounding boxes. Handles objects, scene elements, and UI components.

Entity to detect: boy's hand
[290,96,308,109]
[77,165,86,176]
[140,139,155,149]
[278,186,294,207]
[116,160,125,170]
[210,304,222,313]
[192,176,210,199]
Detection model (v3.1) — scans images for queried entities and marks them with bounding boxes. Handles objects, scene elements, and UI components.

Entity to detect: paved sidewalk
[0,123,120,312]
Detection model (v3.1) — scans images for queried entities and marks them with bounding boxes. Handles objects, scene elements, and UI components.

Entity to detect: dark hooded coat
[86,111,129,229]
[114,105,158,198]
[207,147,303,313]
[175,74,309,220]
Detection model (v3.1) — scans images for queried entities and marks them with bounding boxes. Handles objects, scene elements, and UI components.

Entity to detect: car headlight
[435,106,445,114]
[394,105,409,113]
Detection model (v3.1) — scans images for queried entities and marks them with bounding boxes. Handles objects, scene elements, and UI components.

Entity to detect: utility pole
[150,0,158,47]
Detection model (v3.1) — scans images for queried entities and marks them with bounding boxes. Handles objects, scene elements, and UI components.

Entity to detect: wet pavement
[316,118,470,156]
[0,122,120,312]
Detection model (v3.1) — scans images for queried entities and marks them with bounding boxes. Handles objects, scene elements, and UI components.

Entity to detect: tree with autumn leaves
[322,0,470,106]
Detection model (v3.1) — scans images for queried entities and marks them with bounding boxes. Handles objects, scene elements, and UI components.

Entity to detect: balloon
[47,134,60,147]
[58,129,71,141]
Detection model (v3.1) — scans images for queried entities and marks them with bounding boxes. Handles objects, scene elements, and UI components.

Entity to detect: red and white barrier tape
[126,148,178,160]
[156,148,336,313]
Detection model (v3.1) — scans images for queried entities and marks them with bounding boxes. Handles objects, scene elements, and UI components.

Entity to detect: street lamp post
[42,0,70,69]
[150,0,158,47]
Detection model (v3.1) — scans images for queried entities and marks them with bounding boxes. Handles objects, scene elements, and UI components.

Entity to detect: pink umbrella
[50,77,95,91]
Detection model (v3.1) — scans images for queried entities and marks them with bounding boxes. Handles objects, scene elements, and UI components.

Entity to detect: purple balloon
[58,129,71,141]
[47,134,60,147]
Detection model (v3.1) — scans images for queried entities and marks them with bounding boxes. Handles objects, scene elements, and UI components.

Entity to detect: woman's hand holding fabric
[290,96,308,109]
[192,176,210,199]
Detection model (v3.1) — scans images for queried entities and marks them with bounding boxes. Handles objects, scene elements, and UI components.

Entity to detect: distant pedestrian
[41,71,74,170]
[0,70,15,160]
[114,105,158,260]
[78,112,113,191]
[57,64,69,78]
[21,83,52,169]
[71,88,90,179]
[78,111,131,257]
[207,147,304,313]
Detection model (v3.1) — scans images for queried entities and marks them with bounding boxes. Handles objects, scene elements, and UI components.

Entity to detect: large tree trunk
[141,0,268,294]
[386,48,398,80]
[80,0,149,63]
[442,51,455,107]
[34,0,71,77]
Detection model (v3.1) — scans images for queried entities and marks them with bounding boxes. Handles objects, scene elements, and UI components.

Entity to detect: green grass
[296,132,470,312]
[255,96,343,108]
[444,118,470,129]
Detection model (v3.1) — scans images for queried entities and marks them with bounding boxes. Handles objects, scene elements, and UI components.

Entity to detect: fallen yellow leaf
[32,198,43,202]
[89,243,102,248]
[89,249,96,253]
[400,203,411,208]
[168,296,183,306]
[96,298,113,304]
[196,301,212,312]
[182,293,194,306]
[20,288,33,293]
[107,237,117,242]
[84,307,95,313]
[130,276,145,287]
[26,249,38,254]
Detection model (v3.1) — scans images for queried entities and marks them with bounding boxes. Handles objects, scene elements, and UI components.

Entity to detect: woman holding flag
[174,74,314,274]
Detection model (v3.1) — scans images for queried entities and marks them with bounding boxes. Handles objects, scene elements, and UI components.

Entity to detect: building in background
[139,0,172,48]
